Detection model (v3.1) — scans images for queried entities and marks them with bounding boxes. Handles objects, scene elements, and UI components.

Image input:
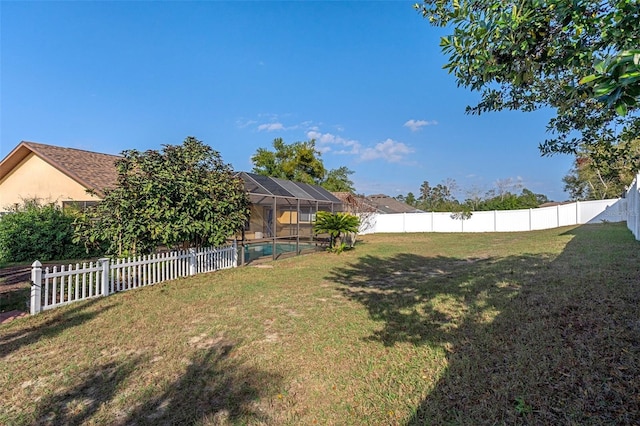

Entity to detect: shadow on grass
[31,356,142,426]
[28,339,282,425]
[126,339,281,425]
[0,299,114,359]
[327,223,640,425]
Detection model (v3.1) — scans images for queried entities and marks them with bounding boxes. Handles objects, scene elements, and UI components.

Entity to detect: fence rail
[30,242,237,315]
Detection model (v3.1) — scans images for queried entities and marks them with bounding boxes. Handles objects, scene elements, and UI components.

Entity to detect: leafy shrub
[74,137,250,257]
[0,199,97,262]
[313,211,360,253]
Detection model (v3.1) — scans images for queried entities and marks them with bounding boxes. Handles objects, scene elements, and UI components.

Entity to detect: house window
[299,207,316,223]
[277,207,316,223]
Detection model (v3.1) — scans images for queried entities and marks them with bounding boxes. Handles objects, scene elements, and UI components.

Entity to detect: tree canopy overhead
[251,138,356,193]
[415,0,640,155]
[75,137,250,256]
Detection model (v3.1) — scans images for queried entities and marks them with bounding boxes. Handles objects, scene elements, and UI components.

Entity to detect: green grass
[1,223,639,424]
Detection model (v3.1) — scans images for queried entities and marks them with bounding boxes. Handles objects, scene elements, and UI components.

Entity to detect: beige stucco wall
[0,153,100,210]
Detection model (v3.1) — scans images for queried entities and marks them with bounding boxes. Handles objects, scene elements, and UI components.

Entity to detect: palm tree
[313,211,360,251]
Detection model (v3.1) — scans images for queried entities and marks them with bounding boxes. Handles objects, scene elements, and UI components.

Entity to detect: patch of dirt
[0,265,31,294]
[188,333,231,350]
[0,310,28,323]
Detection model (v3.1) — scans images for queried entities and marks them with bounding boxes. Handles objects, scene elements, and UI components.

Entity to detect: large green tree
[322,166,356,192]
[562,137,640,200]
[252,138,356,192]
[418,179,460,211]
[75,137,250,256]
[252,138,326,184]
[415,0,640,156]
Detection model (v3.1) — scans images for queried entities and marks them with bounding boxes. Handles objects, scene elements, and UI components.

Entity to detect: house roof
[0,141,120,197]
[0,141,344,206]
[332,192,379,213]
[239,172,343,204]
[366,194,424,214]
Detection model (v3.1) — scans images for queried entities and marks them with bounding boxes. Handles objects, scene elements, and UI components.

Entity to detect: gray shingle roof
[366,194,424,214]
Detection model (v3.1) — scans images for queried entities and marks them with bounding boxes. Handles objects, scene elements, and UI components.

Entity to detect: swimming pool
[241,241,321,263]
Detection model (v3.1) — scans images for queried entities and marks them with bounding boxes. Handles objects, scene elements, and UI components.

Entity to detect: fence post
[100,258,110,297]
[30,261,42,315]
[232,240,238,268]
[189,248,197,276]
[636,184,640,239]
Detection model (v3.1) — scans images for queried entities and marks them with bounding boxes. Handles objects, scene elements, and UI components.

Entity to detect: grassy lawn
[1,223,639,425]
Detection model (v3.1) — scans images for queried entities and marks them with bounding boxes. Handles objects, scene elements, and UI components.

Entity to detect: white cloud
[360,139,414,163]
[244,118,415,164]
[236,118,257,129]
[403,119,438,132]
[258,122,285,132]
[307,129,413,163]
[306,130,361,155]
[247,116,317,133]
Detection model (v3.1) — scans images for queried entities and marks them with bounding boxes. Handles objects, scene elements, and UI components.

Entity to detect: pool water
[242,242,319,262]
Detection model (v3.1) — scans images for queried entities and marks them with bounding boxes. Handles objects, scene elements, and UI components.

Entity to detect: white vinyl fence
[30,242,237,315]
[360,199,627,234]
[625,172,640,239]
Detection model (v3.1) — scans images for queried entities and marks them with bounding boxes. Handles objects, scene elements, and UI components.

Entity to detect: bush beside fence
[30,242,237,314]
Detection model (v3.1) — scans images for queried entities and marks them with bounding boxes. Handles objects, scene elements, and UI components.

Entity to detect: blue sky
[1,1,574,200]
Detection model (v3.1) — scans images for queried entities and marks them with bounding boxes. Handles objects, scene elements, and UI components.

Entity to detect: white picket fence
[359,198,627,234]
[30,242,237,314]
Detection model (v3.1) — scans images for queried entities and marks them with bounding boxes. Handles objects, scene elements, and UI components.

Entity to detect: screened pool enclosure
[237,172,343,263]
